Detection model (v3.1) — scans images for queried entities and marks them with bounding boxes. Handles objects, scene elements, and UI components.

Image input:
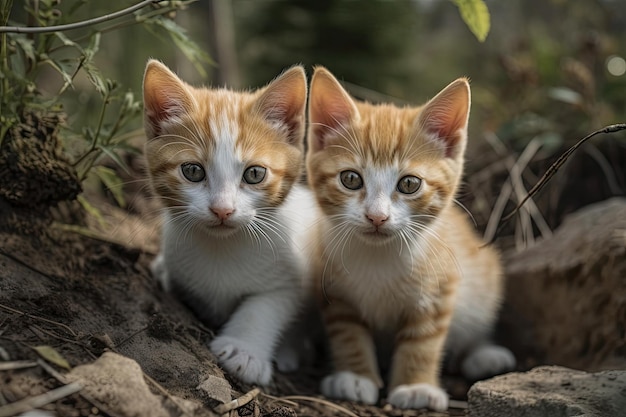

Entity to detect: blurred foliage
[1,0,624,241]
[230,0,625,245]
[451,0,490,42]
[0,0,211,206]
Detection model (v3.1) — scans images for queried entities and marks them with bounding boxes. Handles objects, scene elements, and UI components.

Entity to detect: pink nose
[211,207,234,221]
[366,213,388,227]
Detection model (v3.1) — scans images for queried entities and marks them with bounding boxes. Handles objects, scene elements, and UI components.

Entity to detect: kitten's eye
[397,175,422,194]
[243,166,266,184]
[181,163,205,182]
[340,170,363,190]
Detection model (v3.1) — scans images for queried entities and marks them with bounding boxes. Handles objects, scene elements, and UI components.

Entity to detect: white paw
[210,336,272,386]
[388,383,448,411]
[462,344,516,380]
[274,343,299,373]
[320,371,378,404]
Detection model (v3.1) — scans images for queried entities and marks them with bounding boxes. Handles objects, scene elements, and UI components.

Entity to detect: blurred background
[10,0,626,248]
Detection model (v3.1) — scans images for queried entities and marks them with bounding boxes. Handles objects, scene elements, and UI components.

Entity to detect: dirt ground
[0,134,623,416]
[0,181,474,417]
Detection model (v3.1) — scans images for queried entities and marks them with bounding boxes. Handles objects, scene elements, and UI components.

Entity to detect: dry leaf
[34,345,71,370]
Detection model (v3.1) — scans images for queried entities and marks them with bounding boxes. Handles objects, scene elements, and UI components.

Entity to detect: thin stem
[0,0,13,146]
[0,0,166,33]
[72,88,111,175]
[47,3,181,53]
[498,123,626,226]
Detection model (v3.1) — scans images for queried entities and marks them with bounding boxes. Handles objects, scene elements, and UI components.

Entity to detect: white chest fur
[155,185,318,326]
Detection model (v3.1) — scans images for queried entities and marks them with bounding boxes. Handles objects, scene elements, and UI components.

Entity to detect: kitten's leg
[461,343,516,380]
[209,288,299,386]
[320,300,382,405]
[387,303,454,411]
[150,252,171,291]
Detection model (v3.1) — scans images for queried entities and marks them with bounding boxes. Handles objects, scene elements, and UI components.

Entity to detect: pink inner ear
[423,110,466,157]
[255,67,307,145]
[308,70,358,153]
[418,79,470,158]
[143,62,191,138]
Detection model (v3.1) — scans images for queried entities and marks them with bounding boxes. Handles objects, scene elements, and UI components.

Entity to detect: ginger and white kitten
[306,67,515,411]
[143,60,318,386]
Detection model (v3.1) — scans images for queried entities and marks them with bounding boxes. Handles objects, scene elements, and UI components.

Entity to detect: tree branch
[0,0,166,34]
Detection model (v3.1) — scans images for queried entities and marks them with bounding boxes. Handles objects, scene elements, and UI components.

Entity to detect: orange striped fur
[306,67,514,411]
[143,61,320,386]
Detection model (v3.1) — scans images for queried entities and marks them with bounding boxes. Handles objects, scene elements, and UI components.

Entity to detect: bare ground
[0,189,473,417]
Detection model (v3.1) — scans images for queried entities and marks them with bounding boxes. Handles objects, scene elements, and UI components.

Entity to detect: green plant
[0,0,210,207]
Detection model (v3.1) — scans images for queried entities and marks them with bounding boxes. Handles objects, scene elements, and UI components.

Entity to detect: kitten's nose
[210,207,234,221]
[366,213,388,227]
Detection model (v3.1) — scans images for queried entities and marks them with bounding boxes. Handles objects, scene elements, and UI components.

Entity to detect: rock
[503,198,626,370]
[196,374,233,404]
[468,365,626,417]
[65,352,168,417]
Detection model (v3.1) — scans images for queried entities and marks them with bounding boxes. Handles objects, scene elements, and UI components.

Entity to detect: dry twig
[281,395,360,417]
[0,381,82,417]
[500,123,626,225]
[0,302,77,338]
[215,387,261,415]
[0,360,38,371]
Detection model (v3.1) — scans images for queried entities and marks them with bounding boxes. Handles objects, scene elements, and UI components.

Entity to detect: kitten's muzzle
[211,206,235,221]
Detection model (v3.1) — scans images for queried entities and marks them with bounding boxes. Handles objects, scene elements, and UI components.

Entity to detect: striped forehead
[347,103,422,164]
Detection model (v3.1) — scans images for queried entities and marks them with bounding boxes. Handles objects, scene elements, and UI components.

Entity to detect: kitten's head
[306,67,470,246]
[143,60,307,238]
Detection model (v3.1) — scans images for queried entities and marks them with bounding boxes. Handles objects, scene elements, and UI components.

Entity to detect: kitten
[143,60,318,386]
[306,67,515,411]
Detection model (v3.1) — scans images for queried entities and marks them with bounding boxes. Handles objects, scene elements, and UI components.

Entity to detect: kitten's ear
[308,66,360,153]
[417,78,470,159]
[143,59,194,139]
[254,65,307,147]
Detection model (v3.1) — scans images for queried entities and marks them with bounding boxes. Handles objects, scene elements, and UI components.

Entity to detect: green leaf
[94,165,126,208]
[81,33,107,95]
[41,57,75,91]
[451,0,490,42]
[33,345,71,370]
[99,145,131,175]
[143,17,213,77]
[77,195,106,227]
[13,35,35,64]
[1,0,13,26]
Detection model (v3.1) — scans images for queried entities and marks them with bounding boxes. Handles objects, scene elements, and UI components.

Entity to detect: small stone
[196,374,232,404]
[468,365,626,417]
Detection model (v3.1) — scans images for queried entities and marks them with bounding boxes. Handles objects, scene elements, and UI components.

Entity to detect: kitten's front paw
[461,344,516,381]
[210,336,272,386]
[388,383,448,411]
[320,371,378,405]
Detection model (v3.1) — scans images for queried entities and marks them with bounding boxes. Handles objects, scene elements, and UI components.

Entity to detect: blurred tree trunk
[207,0,240,87]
